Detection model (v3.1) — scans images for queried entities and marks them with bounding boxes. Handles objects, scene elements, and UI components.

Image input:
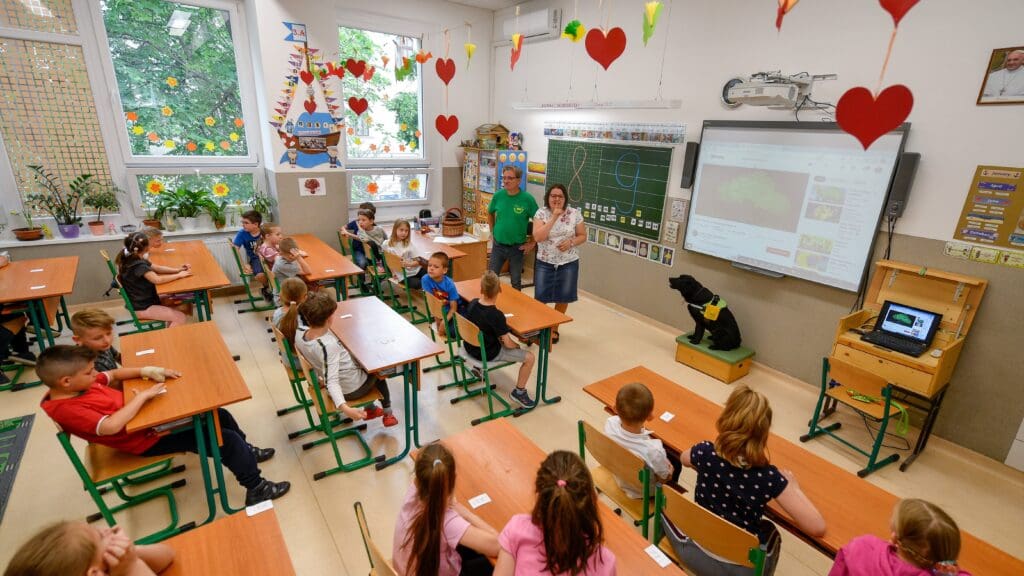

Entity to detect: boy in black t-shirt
[462,271,536,408]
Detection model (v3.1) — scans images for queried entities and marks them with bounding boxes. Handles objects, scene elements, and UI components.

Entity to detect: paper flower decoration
[353,137,362,145]
[147,132,159,142]
[166,76,178,88]
[185,141,197,152]
[161,106,173,117]
[369,143,377,151]
[229,132,240,142]
[510,33,523,70]
[464,43,477,64]
[776,0,800,30]
[132,126,144,135]
[204,116,216,127]
[125,111,138,122]
[408,179,421,191]
[383,145,390,153]
[367,182,379,195]
[400,123,408,131]
[347,127,355,135]
[399,144,406,152]
[414,130,422,138]
[643,2,663,46]
[212,182,230,197]
[164,140,175,149]
[562,20,585,42]
[219,140,230,150]
[234,118,244,127]
[414,50,433,64]
[409,140,417,150]
[381,55,390,69]
[145,180,165,195]
[204,142,215,151]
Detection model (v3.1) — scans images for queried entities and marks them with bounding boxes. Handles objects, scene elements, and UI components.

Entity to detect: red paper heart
[878,0,919,26]
[303,99,317,114]
[326,62,345,79]
[347,96,368,116]
[435,114,459,141]
[585,27,627,70]
[345,59,367,78]
[836,85,913,150]
[362,66,375,81]
[299,70,314,85]
[435,58,456,85]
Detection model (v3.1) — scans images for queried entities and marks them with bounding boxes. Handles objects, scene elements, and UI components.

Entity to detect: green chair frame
[336,229,374,298]
[227,238,274,314]
[363,243,397,302]
[577,419,653,538]
[0,360,35,392]
[422,291,465,377]
[381,250,429,325]
[270,325,326,439]
[56,431,193,544]
[100,250,166,334]
[453,312,516,426]
[354,501,399,576]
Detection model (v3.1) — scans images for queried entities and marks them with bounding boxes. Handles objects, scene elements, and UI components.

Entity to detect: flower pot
[142,219,163,230]
[57,223,81,239]
[178,216,200,231]
[13,227,44,241]
[88,221,106,236]
[197,214,213,229]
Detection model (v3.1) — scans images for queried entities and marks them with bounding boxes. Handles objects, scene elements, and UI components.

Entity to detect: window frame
[346,168,433,208]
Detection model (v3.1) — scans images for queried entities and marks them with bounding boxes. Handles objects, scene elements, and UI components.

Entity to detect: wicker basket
[441,207,466,237]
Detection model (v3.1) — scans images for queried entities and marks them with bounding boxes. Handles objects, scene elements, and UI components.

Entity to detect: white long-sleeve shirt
[983,67,1024,98]
[293,328,366,407]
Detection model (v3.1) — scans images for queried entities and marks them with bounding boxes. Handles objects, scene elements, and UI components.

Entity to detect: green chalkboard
[546,139,672,241]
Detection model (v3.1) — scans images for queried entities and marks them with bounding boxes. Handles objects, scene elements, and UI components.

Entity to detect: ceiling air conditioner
[499,8,561,44]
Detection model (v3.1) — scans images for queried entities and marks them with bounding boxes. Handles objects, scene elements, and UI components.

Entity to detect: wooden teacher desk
[148,241,229,321]
[160,508,295,575]
[582,366,1023,576]
[0,255,77,351]
[293,233,364,300]
[440,419,684,575]
[122,322,252,525]
[385,224,489,281]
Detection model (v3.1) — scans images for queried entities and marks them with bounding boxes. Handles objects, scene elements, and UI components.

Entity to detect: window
[338,26,424,165]
[134,171,256,211]
[349,171,428,205]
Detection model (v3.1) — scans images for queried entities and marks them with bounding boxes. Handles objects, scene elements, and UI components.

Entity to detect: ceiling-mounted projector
[721,72,836,109]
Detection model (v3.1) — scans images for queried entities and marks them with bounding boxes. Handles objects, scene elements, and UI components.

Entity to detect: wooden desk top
[383,225,469,260]
[440,419,684,575]
[161,508,295,575]
[0,256,78,303]
[582,366,1024,576]
[835,331,941,372]
[455,279,572,335]
[149,240,229,295]
[293,233,363,281]
[121,322,251,433]
[329,297,444,373]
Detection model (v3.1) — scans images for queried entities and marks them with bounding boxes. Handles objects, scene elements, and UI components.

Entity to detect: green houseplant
[206,198,229,229]
[9,209,43,241]
[247,189,277,220]
[83,186,122,235]
[24,165,97,238]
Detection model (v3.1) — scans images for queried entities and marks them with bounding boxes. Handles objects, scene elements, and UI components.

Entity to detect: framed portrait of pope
[977,46,1024,105]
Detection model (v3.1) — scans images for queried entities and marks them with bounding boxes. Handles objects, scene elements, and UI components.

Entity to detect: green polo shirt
[488,188,538,245]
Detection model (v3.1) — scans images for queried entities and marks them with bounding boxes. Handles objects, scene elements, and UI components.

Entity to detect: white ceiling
[445,0,521,11]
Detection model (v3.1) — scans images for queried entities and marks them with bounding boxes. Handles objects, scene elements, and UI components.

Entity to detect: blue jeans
[489,242,525,290]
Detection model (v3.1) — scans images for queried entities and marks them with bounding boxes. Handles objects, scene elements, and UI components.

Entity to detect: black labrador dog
[668,275,742,351]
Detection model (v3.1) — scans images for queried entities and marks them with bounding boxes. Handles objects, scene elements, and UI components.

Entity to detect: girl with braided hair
[115,231,192,327]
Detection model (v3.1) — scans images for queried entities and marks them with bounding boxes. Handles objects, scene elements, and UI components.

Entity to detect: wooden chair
[270,325,318,439]
[653,484,766,574]
[800,356,905,477]
[577,419,654,538]
[453,312,517,425]
[226,238,274,314]
[296,354,387,479]
[259,253,281,297]
[354,501,399,576]
[382,250,429,324]
[422,291,465,377]
[100,250,166,334]
[364,243,397,302]
[55,430,193,543]
[336,229,374,297]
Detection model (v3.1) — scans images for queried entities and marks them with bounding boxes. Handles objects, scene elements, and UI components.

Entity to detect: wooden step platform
[674,334,755,384]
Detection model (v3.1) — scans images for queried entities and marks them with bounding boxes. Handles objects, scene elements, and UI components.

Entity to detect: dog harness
[688,296,727,321]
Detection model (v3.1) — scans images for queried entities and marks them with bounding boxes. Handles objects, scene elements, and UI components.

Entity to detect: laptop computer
[860,301,943,357]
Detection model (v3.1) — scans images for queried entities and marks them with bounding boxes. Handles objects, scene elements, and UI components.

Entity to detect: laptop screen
[877,301,941,343]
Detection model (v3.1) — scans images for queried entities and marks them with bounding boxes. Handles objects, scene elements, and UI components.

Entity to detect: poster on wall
[952,165,1024,249]
[977,46,1024,105]
[543,121,685,144]
[299,177,326,197]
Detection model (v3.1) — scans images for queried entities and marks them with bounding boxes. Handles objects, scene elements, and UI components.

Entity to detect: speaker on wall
[886,152,920,218]
[680,141,700,189]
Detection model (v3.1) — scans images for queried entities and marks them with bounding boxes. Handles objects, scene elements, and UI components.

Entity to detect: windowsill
[0,226,232,250]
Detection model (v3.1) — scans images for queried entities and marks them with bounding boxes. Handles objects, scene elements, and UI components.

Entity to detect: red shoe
[382,413,399,427]
[363,405,384,419]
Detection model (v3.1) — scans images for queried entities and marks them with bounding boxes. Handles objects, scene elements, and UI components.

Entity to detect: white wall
[492,0,1024,241]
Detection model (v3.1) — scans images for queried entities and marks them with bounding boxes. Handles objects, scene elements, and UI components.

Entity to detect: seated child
[604,382,679,498]
[257,222,283,267]
[140,225,164,250]
[290,292,398,427]
[420,252,462,338]
[70,309,122,387]
[116,232,192,327]
[272,277,308,330]
[271,237,313,305]
[340,201,377,269]
[37,345,290,506]
[352,208,388,291]
[0,252,35,380]
[232,209,273,302]
[462,271,536,409]
[4,521,174,576]
[383,218,427,290]
[495,450,616,575]
[661,384,825,576]
[830,499,970,576]
[393,443,499,576]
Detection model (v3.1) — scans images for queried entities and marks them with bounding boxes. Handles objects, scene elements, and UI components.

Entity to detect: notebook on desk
[860,301,942,357]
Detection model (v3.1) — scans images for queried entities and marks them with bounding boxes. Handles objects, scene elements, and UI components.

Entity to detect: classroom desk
[293,233,364,300]
[384,224,492,281]
[148,241,229,321]
[455,279,571,416]
[582,366,1024,576]
[440,419,685,575]
[0,256,76,352]
[161,508,295,575]
[122,322,252,525]
[329,297,444,468]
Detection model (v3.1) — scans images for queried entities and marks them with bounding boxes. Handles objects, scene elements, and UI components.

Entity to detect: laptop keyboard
[861,331,927,357]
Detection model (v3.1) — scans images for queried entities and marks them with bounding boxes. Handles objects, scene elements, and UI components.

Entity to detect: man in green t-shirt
[487,165,538,290]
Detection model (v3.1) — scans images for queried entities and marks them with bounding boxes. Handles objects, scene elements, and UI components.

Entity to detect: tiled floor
[1,289,1022,574]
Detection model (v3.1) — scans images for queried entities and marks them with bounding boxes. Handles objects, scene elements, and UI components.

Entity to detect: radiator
[203,237,243,286]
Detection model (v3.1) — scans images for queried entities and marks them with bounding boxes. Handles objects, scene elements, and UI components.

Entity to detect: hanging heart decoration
[835,85,913,149]
[585,27,627,70]
[435,58,456,85]
[435,114,459,141]
[362,66,376,81]
[299,70,315,85]
[878,0,920,27]
[325,62,344,79]
[303,98,317,114]
[345,59,367,78]
[347,96,369,116]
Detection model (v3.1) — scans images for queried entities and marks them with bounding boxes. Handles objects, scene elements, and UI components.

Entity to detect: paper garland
[510,33,523,71]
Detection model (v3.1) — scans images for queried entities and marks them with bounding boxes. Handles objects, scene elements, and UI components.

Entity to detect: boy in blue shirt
[420,252,462,337]
[232,210,272,302]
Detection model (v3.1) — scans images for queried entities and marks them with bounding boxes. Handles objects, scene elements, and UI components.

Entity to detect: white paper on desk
[135,349,156,356]
[30,268,44,272]
[504,313,514,318]
[339,313,353,319]
[432,235,475,244]
[164,248,175,252]
[644,544,672,568]
[660,411,675,422]
[246,500,274,517]
[468,493,492,509]
[324,268,335,272]
[30,285,46,290]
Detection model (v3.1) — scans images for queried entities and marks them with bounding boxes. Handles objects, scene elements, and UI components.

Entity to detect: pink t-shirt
[498,514,616,576]
[829,535,971,576]
[392,484,472,576]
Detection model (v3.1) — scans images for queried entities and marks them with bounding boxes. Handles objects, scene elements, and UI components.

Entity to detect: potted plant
[25,164,96,238]
[8,209,44,241]
[83,186,122,236]
[167,187,213,231]
[206,198,229,229]
[247,189,277,220]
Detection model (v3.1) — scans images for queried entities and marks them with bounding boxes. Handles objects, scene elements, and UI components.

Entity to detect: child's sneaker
[8,350,36,366]
[510,387,535,408]
[244,479,291,506]
[260,286,274,303]
[382,412,399,427]
[363,405,384,419]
